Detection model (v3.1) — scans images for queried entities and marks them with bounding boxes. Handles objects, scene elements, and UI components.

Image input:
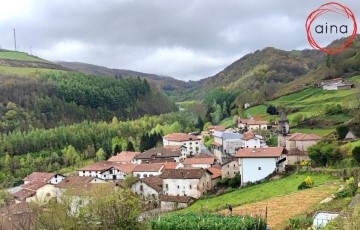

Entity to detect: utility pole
[30,45,32,55]
[13,28,17,51]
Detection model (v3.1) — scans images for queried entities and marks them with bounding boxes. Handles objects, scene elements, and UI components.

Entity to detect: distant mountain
[57,61,195,92]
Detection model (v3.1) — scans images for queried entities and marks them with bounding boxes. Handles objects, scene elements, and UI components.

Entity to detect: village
[7,110,331,214]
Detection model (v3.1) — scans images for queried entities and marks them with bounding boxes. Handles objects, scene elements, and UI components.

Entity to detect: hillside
[182,35,360,107]
[0,50,177,133]
[57,61,197,93]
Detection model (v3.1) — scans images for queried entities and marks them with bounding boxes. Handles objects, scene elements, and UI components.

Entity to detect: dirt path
[219,183,339,229]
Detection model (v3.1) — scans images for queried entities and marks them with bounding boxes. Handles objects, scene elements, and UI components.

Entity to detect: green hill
[0,50,177,133]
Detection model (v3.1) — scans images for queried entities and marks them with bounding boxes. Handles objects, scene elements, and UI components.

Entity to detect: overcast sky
[0,0,358,80]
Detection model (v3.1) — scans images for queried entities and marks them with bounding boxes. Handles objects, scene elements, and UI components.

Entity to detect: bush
[298,176,313,190]
[150,212,266,230]
[228,174,241,188]
[352,146,360,163]
[336,125,349,140]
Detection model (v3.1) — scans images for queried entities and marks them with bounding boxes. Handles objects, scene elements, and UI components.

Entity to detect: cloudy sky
[0,0,358,80]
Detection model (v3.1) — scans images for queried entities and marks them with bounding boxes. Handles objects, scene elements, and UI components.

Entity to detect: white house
[133,163,165,178]
[133,147,181,164]
[78,161,136,180]
[108,151,140,164]
[235,147,285,185]
[131,176,163,208]
[212,131,243,157]
[238,117,268,130]
[163,133,202,157]
[241,131,268,148]
[160,168,212,199]
[182,155,215,169]
[23,172,65,185]
[321,78,354,90]
[159,195,195,211]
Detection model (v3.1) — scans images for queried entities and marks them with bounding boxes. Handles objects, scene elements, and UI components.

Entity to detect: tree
[336,125,350,140]
[266,105,278,115]
[96,148,106,161]
[126,141,135,151]
[353,146,360,163]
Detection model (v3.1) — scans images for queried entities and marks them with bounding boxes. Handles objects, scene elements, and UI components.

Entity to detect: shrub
[352,146,360,163]
[336,125,349,140]
[150,212,267,230]
[228,174,241,188]
[298,176,313,190]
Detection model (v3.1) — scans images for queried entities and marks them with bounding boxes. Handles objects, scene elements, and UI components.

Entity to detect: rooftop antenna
[13,28,17,51]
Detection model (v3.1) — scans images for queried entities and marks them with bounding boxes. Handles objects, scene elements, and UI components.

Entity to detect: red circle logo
[306,2,357,54]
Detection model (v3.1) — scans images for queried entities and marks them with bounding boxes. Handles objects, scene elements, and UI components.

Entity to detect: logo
[306,2,357,54]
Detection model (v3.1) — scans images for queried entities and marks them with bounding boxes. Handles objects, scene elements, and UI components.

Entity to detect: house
[212,131,243,158]
[286,148,310,165]
[13,172,65,204]
[163,162,184,170]
[159,195,195,211]
[286,133,321,151]
[55,176,110,215]
[238,117,268,131]
[278,110,290,148]
[131,176,163,208]
[163,145,188,160]
[207,167,221,187]
[78,161,136,180]
[220,159,239,179]
[23,172,65,185]
[182,155,215,169]
[244,103,250,109]
[235,147,286,185]
[163,133,202,157]
[133,147,182,164]
[108,151,140,164]
[321,78,354,90]
[241,131,268,148]
[160,168,212,199]
[208,125,225,136]
[344,131,358,141]
[133,163,165,178]
[13,181,57,204]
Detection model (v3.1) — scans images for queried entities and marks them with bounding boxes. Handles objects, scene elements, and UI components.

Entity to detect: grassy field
[291,128,334,137]
[180,172,338,213]
[219,182,340,229]
[220,117,236,128]
[0,66,66,76]
[0,50,47,62]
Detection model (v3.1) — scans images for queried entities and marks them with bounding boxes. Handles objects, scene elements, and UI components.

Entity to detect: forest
[0,72,177,133]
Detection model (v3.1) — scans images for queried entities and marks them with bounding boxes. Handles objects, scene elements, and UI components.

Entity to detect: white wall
[133,171,162,178]
[223,139,243,155]
[242,138,260,148]
[79,169,127,180]
[131,181,160,203]
[163,140,202,156]
[239,158,276,184]
[184,163,211,169]
[49,175,65,184]
[26,184,57,204]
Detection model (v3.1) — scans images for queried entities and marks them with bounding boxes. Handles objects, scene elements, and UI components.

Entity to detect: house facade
[220,159,239,179]
[163,133,202,157]
[160,168,212,199]
[241,131,268,148]
[23,172,65,185]
[238,117,268,131]
[131,176,163,208]
[212,131,243,157]
[285,133,321,151]
[182,155,215,169]
[78,161,136,180]
[133,163,165,178]
[285,148,310,165]
[235,147,285,185]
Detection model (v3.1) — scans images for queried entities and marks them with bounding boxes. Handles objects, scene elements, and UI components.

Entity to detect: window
[258,167,262,170]
[83,171,85,174]
[227,172,229,175]
[195,142,198,144]
[144,174,148,177]
[189,185,192,189]
[177,185,180,189]
[140,185,143,191]
[165,184,168,189]
[228,165,229,168]
[137,174,140,177]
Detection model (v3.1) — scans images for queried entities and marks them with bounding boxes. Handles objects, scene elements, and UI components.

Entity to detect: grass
[220,182,340,229]
[180,172,338,213]
[0,50,47,62]
[0,66,66,76]
[220,117,235,128]
[291,128,335,137]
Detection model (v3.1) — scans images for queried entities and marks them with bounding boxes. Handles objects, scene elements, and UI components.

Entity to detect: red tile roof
[286,133,321,141]
[135,147,181,159]
[55,176,112,196]
[160,195,195,203]
[160,168,211,179]
[139,176,163,192]
[208,125,226,132]
[23,172,56,183]
[235,147,284,158]
[242,131,255,141]
[13,181,48,200]
[163,133,201,142]
[238,118,268,126]
[183,157,215,165]
[163,145,182,151]
[212,142,223,147]
[133,163,165,172]
[78,161,136,173]
[287,148,308,156]
[207,167,221,179]
[108,151,140,162]
[164,162,180,170]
